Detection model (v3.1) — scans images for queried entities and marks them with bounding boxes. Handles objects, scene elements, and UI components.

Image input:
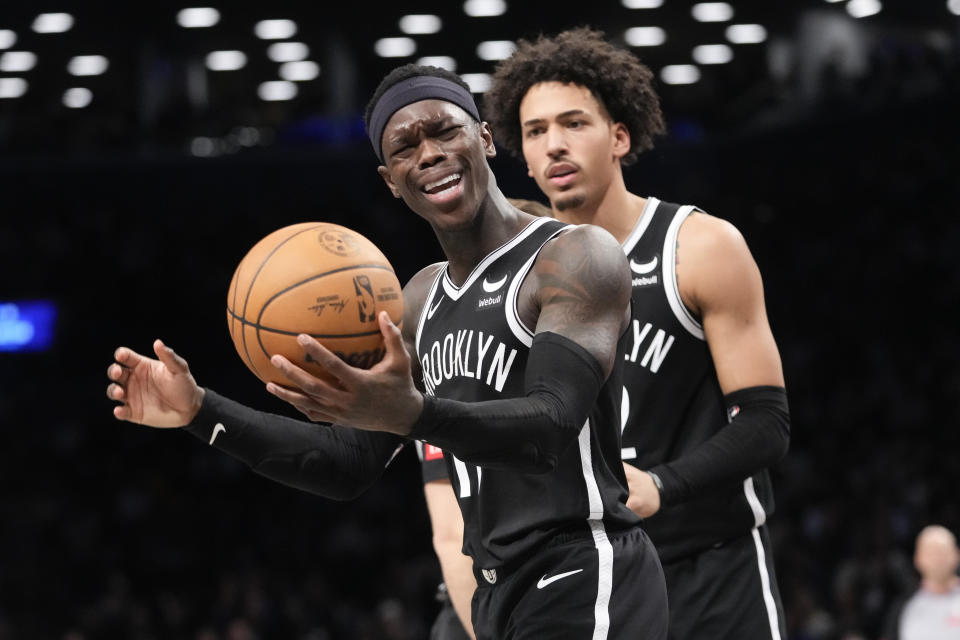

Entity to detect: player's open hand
[107,339,205,427]
[266,311,423,435]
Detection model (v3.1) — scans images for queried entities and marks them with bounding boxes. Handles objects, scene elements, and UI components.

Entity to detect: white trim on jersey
[750,527,783,640]
[504,224,570,347]
[662,205,706,340]
[441,217,555,301]
[743,476,767,528]
[453,455,472,498]
[415,268,445,356]
[577,420,614,640]
[621,196,661,255]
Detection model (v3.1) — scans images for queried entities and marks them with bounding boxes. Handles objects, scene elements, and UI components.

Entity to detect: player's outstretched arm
[626,214,790,515]
[107,340,403,501]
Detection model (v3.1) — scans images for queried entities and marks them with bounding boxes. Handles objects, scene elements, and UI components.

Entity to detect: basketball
[226,222,403,388]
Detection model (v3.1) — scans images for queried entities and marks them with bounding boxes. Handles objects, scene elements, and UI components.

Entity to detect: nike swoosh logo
[629,256,658,274]
[209,423,225,445]
[426,296,444,319]
[482,274,508,293]
[536,568,584,589]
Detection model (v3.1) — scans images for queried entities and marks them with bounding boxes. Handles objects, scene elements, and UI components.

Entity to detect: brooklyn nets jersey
[414,216,638,570]
[621,197,776,562]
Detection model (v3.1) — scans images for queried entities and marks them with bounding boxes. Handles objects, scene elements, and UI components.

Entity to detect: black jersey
[620,197,776,562]
[414,216,638,570]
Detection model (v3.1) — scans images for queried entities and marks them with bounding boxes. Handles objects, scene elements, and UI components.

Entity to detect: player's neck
[552,177,646,245]
[439,187,533,285]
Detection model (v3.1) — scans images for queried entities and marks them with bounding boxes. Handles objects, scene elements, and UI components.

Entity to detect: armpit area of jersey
[408,331,605,473]
[649,385,790,506]
[185,388,404,501]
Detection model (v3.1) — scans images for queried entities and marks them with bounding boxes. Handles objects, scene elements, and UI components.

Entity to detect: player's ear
[479,121,497,158]
[612,122,631,161]
[377,165,402,199]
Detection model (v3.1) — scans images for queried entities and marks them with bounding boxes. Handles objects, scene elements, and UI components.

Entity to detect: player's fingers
[113,404,131,421]
[266,382,337,421]
[154,339,190,374]
[270,355,345,401]
[296,335,358,385]
[107,362,128,384]
[114,346,145,368]
[379,312,407,363]
[107,383,125,401]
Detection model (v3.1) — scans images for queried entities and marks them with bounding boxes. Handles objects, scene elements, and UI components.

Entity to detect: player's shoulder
[678,209,750,259]
[401,262,446,322]
[545,222,623,257]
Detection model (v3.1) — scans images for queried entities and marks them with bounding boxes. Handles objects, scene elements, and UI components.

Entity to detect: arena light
[63,87,92,108]
[725,24,767,44]
[375,37,416,58]
[691,2,734,22]
[0,51,37,73]
[400,15,442,35]
[461,72,492,93]
[476,40,516,61]
[177,8,220,28]
[622,0,663,7]
[660,64,701,85]
[67,55,109,76]
[206,50,247,71]
[279,60,319,81]
[0,77,27,98]
[950,0,960,15]
[254,19,297,40]
[847,0,882,18]
[463,0,507,17]
[0,30,15,49]
[258,80,298,101]
[267,42,309,62]
[32,13,74,34]
[624,26,666,47]
[417,56,457,71]
[692,44,733,64]
[0,300,57,352]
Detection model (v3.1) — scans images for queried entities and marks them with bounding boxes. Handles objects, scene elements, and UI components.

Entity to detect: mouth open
[422,172,464,203]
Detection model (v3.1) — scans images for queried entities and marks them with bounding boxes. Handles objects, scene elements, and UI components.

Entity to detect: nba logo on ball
[226,222,403,388]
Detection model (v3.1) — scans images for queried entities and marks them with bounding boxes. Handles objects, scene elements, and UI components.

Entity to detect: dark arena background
[1,1,958,638]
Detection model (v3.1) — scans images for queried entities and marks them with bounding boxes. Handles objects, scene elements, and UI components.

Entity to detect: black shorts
[471,526,668,640]
[661,525,786,640]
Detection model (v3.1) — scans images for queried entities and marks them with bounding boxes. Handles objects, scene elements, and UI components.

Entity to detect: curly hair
[484,27,665,166]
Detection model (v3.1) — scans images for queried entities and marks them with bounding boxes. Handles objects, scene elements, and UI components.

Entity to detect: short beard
[553,193,586,212]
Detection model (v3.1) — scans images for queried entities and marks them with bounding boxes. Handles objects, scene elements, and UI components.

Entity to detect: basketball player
[106,64,668,639]
[419,28,792,640]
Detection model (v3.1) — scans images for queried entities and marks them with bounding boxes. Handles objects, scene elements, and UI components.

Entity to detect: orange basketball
[226,222,403,387]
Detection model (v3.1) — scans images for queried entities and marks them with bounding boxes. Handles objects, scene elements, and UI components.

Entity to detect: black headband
[367,75,481,162]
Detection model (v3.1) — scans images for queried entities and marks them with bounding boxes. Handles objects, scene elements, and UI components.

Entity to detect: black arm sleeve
[184,389,405,501]
[408,331,604,473]
[648,385,790,506]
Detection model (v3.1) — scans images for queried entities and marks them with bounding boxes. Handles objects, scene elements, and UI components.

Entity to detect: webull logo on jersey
[624,319,675,373]
[420,330,517,395]
[630,256,659,288]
